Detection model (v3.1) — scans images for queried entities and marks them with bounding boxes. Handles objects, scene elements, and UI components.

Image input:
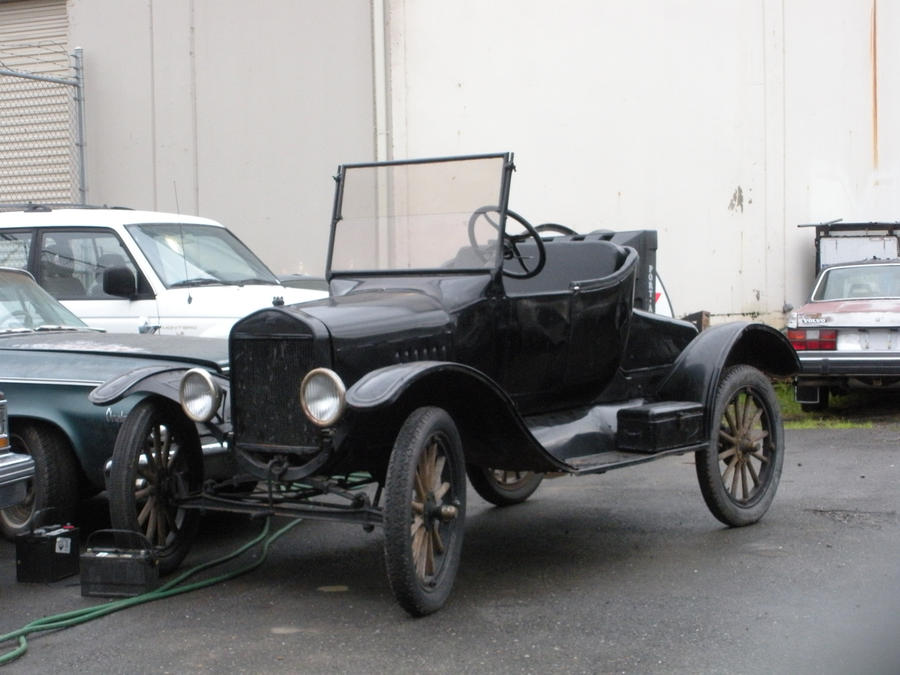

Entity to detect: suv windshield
[126,223,280,288]
[330,154,511,274]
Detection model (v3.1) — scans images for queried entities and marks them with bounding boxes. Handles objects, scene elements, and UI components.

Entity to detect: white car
[0,206,325,336]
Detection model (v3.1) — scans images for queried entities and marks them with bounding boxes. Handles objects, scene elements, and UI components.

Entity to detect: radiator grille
[231,336,318,449]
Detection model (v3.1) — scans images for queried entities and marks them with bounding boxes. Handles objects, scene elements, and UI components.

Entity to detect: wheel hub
[424,495,458,524]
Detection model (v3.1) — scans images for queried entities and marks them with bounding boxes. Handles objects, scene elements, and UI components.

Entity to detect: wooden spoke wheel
[384,407,466,616]
[696,365,784,527]
[108,399,203,573]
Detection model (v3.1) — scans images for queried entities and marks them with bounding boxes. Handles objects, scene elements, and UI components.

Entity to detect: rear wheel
[696,365,784,527]
[108,399,203,573]
[467,466,543,506]
[0,424,79,539]
[384,407,466,616]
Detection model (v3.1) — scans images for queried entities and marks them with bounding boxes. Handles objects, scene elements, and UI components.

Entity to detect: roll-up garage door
[0,0,83,205]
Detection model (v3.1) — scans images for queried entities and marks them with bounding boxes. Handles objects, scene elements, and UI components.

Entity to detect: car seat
[848,283,874,297]
[40,245,86,298]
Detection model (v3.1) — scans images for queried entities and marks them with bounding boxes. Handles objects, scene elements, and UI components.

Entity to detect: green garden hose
[0,516,303,666]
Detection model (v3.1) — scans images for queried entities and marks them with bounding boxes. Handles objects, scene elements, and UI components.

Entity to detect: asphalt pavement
[1,425,898,674]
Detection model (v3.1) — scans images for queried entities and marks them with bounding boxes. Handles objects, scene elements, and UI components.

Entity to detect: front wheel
[696,365,784,527]
[383,407,466,616]
[107,399,203,574]
[466,466,543,506]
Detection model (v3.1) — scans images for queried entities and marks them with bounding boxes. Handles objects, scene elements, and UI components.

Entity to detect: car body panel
[4,344,227,488]
[658,321,798,424]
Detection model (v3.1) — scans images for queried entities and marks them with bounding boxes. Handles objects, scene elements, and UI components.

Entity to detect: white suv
[0,206,325,336]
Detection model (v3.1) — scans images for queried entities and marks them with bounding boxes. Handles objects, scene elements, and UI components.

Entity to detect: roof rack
[0,203,133,213]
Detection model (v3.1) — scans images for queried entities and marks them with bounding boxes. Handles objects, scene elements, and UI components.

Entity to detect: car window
[36,231,140,300]
[126,223,279,288]
[0,269,88,331]
[813,265,900,300]
[0,231,32,270]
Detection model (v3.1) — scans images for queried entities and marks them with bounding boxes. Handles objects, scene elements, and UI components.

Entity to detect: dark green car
[0,266,227,538]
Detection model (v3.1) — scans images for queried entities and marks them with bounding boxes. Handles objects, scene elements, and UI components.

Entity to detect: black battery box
[16,524,80,582]
[80,530,160,598]
[616,401,704,453]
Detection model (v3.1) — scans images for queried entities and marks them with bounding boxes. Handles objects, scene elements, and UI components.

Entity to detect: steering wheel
[534,223,578,236]
[467,206,546,279]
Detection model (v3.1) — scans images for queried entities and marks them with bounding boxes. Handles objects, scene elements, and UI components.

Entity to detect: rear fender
[346,361,566,472]
[656,322,799,429]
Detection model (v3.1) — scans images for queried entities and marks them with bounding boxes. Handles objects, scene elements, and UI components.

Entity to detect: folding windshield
[126,223,279,288]
[329,154,512,274]
[812,264,900,300]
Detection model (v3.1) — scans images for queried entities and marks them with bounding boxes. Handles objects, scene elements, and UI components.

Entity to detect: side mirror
[102,266,137,298]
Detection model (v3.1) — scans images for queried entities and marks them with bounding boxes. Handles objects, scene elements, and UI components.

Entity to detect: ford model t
[94,153,798,616]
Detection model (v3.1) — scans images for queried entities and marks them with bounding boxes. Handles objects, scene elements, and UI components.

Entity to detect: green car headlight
[180,368,222,422]
[300,368,346,427]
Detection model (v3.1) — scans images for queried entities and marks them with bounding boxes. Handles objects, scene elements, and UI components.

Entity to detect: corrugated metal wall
[0,0,82,204]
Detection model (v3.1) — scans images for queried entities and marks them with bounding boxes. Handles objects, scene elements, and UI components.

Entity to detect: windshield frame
[125,222,280,289]
[326,153,515,280]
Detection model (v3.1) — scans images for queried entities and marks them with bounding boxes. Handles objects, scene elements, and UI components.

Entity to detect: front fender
[346,361,566,472]
[90,366,231,446]
[347,361,499,409]
[89,365,192,407]
[656,321,799,427]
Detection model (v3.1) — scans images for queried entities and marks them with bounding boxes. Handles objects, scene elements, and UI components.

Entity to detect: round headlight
[180,368,222,422]
[300,368,346,427]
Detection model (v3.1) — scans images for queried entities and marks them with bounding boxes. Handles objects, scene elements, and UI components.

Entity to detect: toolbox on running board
[616,401,704,453]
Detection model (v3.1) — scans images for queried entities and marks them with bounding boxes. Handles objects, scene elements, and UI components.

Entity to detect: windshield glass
[0,269,88,332]
[812,264,900,300]
[126,223,279,288]
[330,155,510,274]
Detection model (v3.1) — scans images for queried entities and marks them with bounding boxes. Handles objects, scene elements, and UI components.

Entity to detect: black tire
[696,365,784,527]
[108,399,203,574]
[0,424,79,539]
[800,386,829,413]
[466,466,543,506]
[383,407,466,616]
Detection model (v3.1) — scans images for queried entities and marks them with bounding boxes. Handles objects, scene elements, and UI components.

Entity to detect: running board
[564,443,706,475]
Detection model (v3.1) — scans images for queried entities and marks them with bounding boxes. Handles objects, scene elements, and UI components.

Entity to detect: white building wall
[67,0,375,276]
[384,0,898,325]
[14,0,891,322]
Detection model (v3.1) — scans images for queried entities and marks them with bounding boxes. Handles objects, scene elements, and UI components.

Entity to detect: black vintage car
[97,153,798,616]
